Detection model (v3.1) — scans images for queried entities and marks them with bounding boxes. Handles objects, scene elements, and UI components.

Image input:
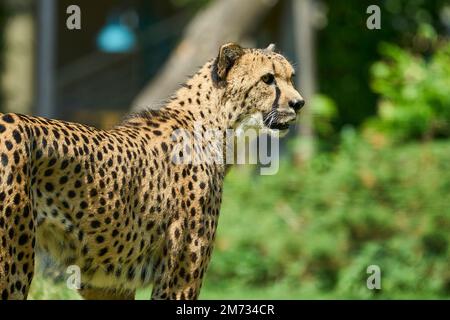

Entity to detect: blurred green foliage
[318,0,448,129]
[367,32,450,141]
[308,94,338,139]
[204,132,450,298]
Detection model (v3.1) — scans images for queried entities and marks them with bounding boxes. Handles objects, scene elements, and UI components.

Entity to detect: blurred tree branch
[132,0,278,111]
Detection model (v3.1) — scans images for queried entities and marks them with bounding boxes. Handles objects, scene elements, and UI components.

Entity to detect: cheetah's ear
[213,43,244,85]
[265,43,276,52]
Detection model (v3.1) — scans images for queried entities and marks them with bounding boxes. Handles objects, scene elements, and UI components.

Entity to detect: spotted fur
[0,43,304,300]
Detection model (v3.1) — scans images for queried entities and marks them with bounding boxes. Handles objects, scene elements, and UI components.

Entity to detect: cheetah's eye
[261,73,275,85]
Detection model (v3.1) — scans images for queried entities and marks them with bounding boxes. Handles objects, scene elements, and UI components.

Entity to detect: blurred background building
[1,0,192,127]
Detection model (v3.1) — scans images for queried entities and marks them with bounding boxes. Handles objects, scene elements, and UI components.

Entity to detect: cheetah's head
[212,43,305,137]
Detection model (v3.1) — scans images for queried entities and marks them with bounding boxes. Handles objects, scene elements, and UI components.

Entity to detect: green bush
[368,31,450,141]
[206,134,450,298]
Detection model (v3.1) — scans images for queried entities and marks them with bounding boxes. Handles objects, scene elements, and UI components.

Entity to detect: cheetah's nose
[289,99,305,113]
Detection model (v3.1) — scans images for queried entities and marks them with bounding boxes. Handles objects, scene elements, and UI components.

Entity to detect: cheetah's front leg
[151,238,214,300]
[151,265,204,300]
[0,119,35,300]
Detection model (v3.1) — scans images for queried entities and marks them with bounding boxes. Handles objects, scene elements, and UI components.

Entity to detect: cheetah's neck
[159,61,241,132]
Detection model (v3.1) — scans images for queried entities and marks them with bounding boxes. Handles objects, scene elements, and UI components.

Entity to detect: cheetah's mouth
[234,112,295,138]
[263,110,296,133]
[267,122,290,131]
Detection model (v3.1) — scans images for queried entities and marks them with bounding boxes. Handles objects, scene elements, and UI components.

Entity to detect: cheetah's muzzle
[263,110,298,131]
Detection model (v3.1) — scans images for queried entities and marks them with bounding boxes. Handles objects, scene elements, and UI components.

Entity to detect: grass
[28,277,309,300]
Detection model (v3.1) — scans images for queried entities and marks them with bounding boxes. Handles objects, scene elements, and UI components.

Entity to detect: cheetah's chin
[234,113,291,138]
[262,127,289,138]
[274,128,290,137]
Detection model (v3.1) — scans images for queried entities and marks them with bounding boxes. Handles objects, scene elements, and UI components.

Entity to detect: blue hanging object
[96,21,136,53]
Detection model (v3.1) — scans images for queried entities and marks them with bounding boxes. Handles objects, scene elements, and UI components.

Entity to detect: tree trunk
[132,0,278,111]
[292,0,316,163]
[1,0,34,114]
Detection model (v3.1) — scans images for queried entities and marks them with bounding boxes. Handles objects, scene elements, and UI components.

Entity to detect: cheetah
[0,43,304,300]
